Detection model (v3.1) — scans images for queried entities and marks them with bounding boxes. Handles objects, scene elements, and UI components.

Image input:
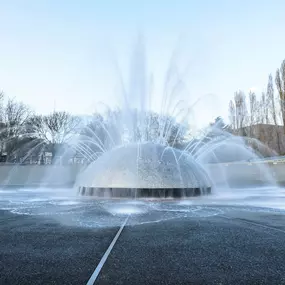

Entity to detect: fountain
[76,142,212,198]
[72,36,276,199]
[69,35,216,199]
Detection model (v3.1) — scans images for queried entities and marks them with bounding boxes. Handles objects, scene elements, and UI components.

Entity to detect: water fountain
[67,35,214,199]
[71,36,277,199]
[76,142,211,198]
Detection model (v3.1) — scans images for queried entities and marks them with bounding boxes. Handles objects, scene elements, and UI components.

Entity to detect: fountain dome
[76,142,212,198]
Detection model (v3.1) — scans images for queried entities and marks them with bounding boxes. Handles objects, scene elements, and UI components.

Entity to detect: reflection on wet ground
[0,186,284,228]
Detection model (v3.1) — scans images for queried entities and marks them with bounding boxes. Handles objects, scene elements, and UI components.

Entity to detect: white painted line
[86,216,129,285]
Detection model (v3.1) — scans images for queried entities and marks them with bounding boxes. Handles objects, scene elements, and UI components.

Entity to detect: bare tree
[248,91,258,137]
[275,59,285,133]
[266,73,282,153]
[26,111,81,162]
[0,98,32,160]
[28,111,80,144]
[267,74,277,123]
[228,91,248,135]
[0,91,4,122]
[228,100,236,130]
[262,91,270,124]
[0,92,5,154]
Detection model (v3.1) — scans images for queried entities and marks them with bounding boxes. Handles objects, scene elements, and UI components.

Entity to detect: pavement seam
[86,216,129,285]
[219,215,285,234]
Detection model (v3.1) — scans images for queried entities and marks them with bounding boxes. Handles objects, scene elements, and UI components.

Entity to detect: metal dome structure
[76,143,212,198]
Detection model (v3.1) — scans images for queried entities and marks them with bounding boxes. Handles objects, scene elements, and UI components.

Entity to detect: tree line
[5,54,285,164]
[0,92,81,163]
[0,92,188,164]
[228,59,285,154]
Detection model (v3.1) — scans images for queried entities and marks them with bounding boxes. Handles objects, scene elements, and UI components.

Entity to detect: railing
[247,156,285,164]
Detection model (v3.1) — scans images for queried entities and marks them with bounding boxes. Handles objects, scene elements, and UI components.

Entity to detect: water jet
[76,142,212,198]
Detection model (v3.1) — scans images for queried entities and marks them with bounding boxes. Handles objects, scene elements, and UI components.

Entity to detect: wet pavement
[1,188,285,284]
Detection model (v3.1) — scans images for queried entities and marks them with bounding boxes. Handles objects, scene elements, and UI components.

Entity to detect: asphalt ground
[1,207,285,285]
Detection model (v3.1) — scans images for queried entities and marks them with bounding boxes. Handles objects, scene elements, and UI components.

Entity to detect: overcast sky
[1,0,285,127]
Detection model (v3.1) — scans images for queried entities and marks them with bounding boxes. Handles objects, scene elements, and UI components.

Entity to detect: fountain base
[78,187,211,198]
